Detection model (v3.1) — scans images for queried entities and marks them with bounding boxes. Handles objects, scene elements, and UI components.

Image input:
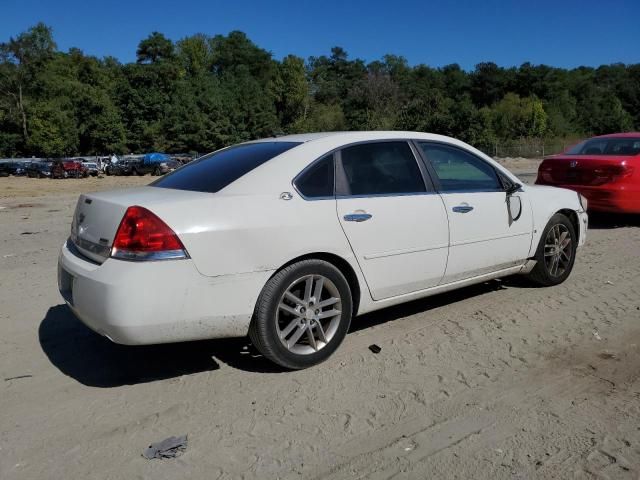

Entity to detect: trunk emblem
[569,161,578,168]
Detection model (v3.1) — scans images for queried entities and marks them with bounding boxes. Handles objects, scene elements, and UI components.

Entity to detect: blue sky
[1,0,638,69]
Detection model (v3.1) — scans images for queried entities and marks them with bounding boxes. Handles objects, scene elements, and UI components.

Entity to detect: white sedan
[58,132,588,369]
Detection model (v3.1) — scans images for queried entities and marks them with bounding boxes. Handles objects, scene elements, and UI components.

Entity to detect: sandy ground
[1,166,640,479]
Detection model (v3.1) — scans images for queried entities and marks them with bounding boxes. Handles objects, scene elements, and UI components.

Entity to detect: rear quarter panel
[152,193,359,279]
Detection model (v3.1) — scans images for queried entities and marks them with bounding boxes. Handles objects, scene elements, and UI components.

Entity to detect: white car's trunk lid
[70,186,209,263]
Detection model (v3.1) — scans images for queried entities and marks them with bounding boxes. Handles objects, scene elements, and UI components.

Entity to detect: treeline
[1,23,639,158]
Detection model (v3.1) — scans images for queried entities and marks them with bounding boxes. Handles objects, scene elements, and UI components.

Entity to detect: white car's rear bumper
[57,240,273,345]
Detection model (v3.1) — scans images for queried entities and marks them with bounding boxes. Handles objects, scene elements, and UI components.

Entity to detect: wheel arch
[270,252,362,316]
[556,208,580,244]
[531,207,581,257]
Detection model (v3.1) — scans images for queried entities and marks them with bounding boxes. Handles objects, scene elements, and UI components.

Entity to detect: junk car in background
[26,162,53,178]
[536,132,640,213]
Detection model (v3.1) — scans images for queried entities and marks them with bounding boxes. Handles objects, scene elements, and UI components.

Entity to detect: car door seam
[363,243,449,260]
[333,196,377,304]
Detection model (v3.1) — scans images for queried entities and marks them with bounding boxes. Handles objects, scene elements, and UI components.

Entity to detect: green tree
[577,92,633,135]
[2,23,640,158]
[136,32,174,64]
[176,34,213,75]
[273,55,309,130]
[491,93,548,139]
[0,22,56,149]
[345,71,400,130]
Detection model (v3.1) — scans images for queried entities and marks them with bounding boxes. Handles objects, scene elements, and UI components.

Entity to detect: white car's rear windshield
[151,141,301,193]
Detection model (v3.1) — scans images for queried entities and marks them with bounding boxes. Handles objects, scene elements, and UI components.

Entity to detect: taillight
[111,206,188,261]
[591,164,633,185]
[537,161,554,183]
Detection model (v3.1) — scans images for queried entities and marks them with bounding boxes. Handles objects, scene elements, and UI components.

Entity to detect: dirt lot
[1,168,640,479]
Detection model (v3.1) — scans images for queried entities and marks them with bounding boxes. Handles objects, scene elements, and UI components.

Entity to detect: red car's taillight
[591,164,634,185]
[111,206,188,261]
[537,162,554,183]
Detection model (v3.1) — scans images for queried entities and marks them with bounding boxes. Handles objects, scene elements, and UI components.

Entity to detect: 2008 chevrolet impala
[58,131,588,369]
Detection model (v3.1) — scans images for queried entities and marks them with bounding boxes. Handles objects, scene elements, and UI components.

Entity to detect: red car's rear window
[566,138,640,156]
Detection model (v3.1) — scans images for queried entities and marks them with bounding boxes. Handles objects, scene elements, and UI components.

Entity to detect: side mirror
[507,195,521,221]
[505,182,522,196]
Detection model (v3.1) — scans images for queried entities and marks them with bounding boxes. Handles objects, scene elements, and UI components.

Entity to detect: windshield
[152,141,301,193]
[566,137,640,156]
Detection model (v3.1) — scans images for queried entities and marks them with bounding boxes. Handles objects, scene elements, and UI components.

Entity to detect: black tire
[526,213,577,286]
[249,259,353,370]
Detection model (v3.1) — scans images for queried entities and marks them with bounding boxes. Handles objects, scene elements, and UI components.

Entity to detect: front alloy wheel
[526,213,577,286]
[250,259,352,369]
[543,223,573,278]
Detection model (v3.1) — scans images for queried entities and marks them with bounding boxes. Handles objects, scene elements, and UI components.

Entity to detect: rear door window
[152,142,301,193]
[339,142,426,196]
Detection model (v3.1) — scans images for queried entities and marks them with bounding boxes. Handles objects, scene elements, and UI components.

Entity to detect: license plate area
[58,267,74,306]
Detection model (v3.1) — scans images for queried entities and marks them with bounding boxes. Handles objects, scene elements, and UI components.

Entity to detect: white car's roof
[254,131,456,144]
[224,131,521,196]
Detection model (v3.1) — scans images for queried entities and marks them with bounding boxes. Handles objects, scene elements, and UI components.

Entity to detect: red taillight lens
[111,206,187,260]
[592,164,633,185]
[536,161,554,183]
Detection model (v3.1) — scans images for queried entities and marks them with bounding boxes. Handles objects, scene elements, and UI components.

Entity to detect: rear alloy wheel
[249,259,352,369]
[526,213,577,286]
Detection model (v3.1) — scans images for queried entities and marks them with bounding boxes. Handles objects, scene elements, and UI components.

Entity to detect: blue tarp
[142,152,170,164]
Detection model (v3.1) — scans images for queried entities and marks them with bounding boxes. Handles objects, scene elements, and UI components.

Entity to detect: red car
[536,133,640,213]
[52,160,88,179]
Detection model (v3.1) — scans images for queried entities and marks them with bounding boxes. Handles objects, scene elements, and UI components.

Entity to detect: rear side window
[295,155,334,198]
[419,142,501,192]
[339,142,426,196]
[152,142,301,193]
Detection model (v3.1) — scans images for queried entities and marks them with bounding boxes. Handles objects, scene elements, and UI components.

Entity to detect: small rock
[598,352,617,360]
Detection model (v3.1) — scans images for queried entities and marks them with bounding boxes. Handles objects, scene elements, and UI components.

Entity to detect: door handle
[452,205,474,213]
[344,213,372,222]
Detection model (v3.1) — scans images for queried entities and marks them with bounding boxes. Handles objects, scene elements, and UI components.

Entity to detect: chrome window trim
[438,188,505,194]
[335,191,439,200]
[292,138,438,201]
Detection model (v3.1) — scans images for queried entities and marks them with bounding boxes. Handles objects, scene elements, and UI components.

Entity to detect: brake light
[591,164,633,185]
[111,206,188,261]
[537,161,554,183]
